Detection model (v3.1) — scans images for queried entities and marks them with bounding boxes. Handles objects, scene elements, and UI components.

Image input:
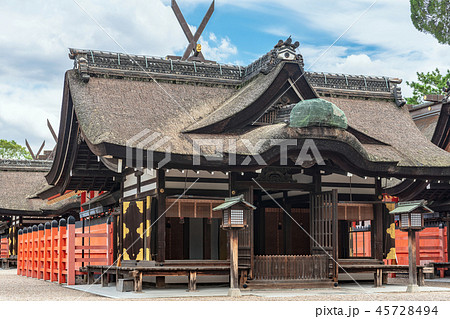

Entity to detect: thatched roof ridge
[69,48,402,99]
[0,159,52,172]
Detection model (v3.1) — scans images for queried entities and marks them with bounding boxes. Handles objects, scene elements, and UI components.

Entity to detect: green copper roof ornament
[289,98,348,129]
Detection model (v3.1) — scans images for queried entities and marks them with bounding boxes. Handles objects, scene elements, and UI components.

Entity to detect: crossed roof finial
[171,0,215,62]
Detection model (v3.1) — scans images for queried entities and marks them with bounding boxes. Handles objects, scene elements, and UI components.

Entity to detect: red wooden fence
[395,227,448,266]
[17,216,113,285]
[350,231,371,257]
[0,237,8,258]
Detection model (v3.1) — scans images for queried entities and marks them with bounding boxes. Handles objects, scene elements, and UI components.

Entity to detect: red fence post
[416,231,421,266]
[67,216,76,285]
[50,220,58,282]
[27,227,32,277]
[43,222,51,281]
[17,229,23,275]
[37,224,44,279]
[439,226,445,262]
[21,228,27,276]
[107,217,113,265]
[32,225,38,278]
[58,218,67,284]
[22,228,27,276]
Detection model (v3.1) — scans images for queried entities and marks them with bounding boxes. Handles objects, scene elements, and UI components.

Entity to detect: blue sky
[0,0,449,152]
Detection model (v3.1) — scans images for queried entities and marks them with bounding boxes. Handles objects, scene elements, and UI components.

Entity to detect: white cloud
[0,0,198,149]
[200,33,238,63]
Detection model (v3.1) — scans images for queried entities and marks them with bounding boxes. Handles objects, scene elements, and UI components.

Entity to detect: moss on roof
[290,98,348,129]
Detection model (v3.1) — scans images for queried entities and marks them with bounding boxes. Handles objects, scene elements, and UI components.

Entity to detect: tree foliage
[0,139,32,160]
[410,0,450,45]
[406,68,450,105]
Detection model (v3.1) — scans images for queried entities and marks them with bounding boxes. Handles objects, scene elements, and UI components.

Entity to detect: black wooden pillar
[112,213,118,262]
[119,201,123,261]
[374,179,384,261]
[156,169,166,288]
[156,169,166,262]
[313,168,322,194]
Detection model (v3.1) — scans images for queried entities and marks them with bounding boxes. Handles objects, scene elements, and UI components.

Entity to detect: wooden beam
[35,141,45,158]
[181,0,214,61]
[47,119,58,143]
[25,139,36,160]
[237,181,314,191]
[171,0,207,61]
[70,169,120,178]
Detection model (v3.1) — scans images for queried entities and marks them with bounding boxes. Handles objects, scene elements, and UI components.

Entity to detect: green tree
[406,68,450,105]
[410,0,450,45]
[0,139,32,160]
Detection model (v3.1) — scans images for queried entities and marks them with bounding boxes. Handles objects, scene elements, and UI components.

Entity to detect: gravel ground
[2,269,450,301]
[0,269,106,301]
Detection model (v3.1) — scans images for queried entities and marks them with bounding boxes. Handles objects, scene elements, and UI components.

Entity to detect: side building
[0,159,80,258]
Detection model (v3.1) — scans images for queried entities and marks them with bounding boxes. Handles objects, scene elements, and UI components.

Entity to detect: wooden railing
[253,255,331,281]
[17,216,113,285]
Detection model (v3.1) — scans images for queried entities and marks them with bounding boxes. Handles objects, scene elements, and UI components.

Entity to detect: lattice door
[309,189,338,280]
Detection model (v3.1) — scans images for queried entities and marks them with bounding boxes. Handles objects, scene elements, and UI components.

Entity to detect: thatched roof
[185,62,285,132]
[68,69,235,153]
[66,67,450,169]
[385,100,450,200]
[0,170,47,213]
[323,97,450,167]
[44,45,450,187]
[0,160,79,215]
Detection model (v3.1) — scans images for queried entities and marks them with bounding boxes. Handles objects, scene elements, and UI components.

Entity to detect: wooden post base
[188,271,197,292]
[374,269,382,287]
[131,270,143,292]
